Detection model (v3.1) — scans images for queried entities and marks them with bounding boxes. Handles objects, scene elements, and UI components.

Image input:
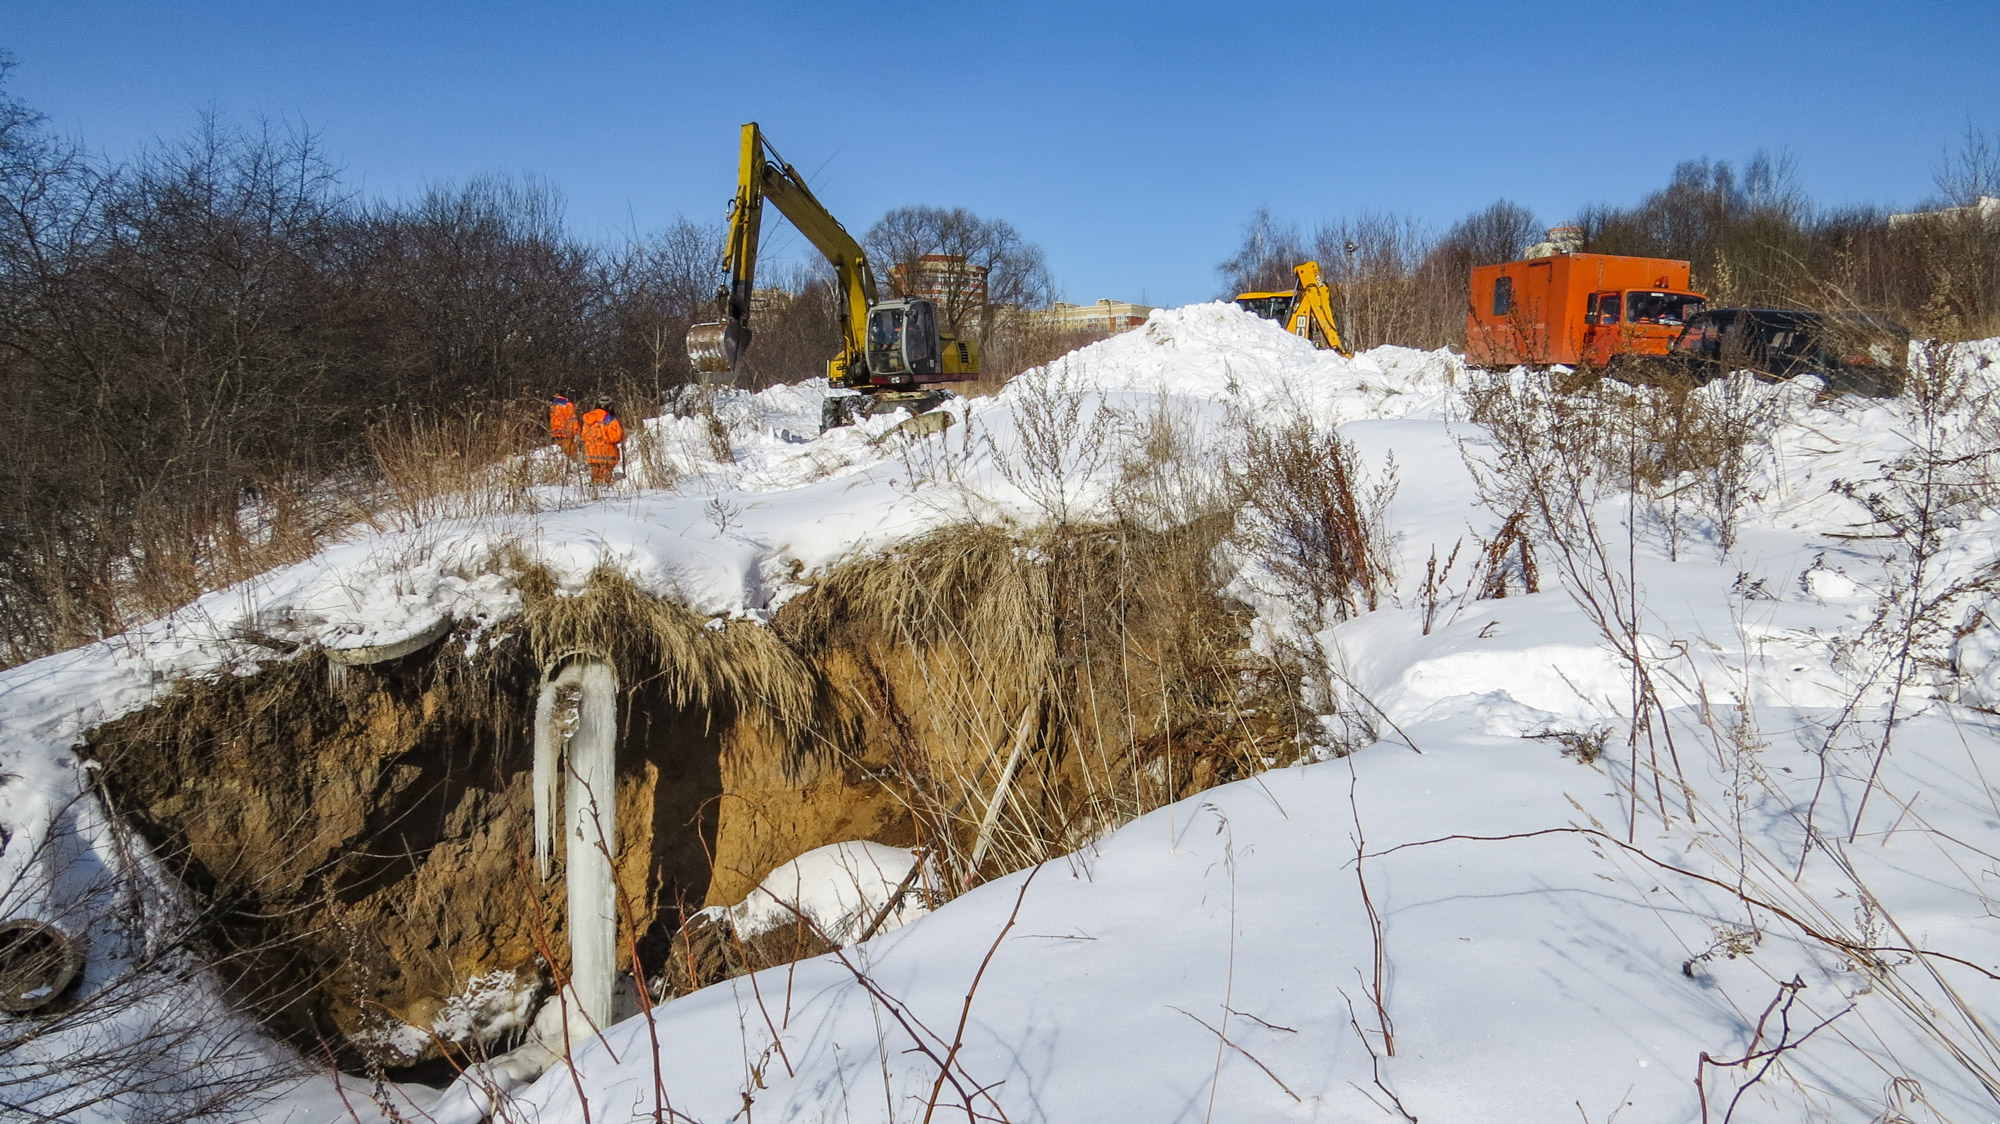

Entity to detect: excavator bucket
[685,322,731,374]
[685,321,752,375]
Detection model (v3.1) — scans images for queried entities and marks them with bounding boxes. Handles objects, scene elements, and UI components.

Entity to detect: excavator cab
[867,299,940,382]
[862,298,979,386]
[1234,293,1298,322]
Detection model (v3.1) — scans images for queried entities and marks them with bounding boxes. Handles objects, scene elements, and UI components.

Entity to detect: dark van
[1670,308,1908,396]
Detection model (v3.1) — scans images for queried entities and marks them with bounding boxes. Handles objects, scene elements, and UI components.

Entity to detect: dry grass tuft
[515,564,822,755]
[781,512,1301,886]
[359,409,573,531]
[1464,366,1776,559]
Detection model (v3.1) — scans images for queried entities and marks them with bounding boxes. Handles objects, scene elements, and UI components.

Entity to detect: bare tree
[1932,124,2000,207]
[609,216,725,390]
[865,205,1054,348]
[1435,200,1540,269]
[1311,212,1450,349]
[1216,206,1308,297]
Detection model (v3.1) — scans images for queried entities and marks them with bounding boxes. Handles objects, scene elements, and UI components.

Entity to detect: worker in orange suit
[579,396,625,485]
[549,393,579,456]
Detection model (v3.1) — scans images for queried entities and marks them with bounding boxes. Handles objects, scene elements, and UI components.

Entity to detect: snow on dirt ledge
[438,334,2000,1123]
[0,303,1455,891]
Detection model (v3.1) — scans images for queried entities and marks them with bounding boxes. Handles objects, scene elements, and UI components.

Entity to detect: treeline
[0,67,1081,665]
[0,78,838,662]
[1221,140,2000,351]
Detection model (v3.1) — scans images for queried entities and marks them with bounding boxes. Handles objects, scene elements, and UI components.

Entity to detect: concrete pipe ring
[323,616,455,667]
[0,919,84,1014]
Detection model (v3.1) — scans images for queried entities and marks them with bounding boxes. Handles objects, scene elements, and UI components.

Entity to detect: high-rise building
[889,255,990,327]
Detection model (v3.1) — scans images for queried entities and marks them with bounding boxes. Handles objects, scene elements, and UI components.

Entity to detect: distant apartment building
[749,287,795,315]
[1888,195,2000,231]
[889,255,990,326]
[1031,298,1155,336]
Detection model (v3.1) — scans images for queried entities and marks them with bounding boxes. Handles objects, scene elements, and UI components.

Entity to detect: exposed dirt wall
[82,523,1292,1069]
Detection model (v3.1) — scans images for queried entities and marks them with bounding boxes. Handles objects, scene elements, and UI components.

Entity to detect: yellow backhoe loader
[1232,261,1349,355]
[686,123,978,430]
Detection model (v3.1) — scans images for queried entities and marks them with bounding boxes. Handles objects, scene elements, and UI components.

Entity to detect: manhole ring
[0,919,83,1014]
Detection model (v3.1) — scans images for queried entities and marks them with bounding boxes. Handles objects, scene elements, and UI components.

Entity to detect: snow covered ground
[4,305,1998,1122]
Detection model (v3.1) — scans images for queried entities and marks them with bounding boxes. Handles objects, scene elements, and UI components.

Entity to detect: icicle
[531,672,564,880]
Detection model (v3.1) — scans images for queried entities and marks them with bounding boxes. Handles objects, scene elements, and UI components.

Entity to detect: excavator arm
[1232,260,1350,356]
[1285,261,1349,356]
[687,123,878,380]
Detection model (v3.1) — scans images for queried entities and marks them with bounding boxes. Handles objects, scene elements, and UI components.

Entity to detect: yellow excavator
[1233,261,1350,355]
[686,123,979,429]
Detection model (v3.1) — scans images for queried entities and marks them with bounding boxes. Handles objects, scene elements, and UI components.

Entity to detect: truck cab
[1669,308,1906,396]
[1579,289,1706,368]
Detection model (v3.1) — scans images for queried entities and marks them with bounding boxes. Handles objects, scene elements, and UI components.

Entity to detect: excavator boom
[687,124,878,379]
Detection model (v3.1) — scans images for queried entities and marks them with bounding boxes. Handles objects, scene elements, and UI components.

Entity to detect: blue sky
[7,1,1995,306]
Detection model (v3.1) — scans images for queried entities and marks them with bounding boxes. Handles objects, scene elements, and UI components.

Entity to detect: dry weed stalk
[1694,977,1849,1124]
[359,409,557,532]
[1233,412,1397,631]
[1463,368,1735,831]
[990,358,1116,527]
[1835,340,2000,840]
[1473,509,1540,599]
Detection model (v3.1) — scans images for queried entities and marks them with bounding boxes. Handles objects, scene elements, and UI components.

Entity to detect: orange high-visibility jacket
[549,396,579,440]
[580,408,625,464]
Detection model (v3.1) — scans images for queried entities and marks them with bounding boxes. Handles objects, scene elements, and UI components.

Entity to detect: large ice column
[564,658,618,1034]
[531,655,620,1039]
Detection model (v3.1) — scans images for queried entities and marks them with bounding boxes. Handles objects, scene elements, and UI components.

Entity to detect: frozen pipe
[531,654,620,1039]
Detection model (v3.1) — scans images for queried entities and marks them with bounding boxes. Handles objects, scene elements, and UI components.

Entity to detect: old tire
[0,919,83,1013]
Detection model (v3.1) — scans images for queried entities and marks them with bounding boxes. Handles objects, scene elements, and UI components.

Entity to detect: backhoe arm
[1287,261,1350,356]
[688,123,878,377]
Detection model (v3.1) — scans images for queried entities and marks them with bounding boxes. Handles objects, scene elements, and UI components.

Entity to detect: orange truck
[1465,249,1705,369]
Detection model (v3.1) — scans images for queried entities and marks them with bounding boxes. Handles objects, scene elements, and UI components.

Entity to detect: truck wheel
[821,396,851,433]
[822,395,874,433]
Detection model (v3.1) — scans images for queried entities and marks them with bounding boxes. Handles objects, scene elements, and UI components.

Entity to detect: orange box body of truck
[1465,254,1703,368]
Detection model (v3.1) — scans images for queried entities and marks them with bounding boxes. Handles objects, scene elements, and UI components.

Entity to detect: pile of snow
[726,840,931,945]
[3,303,1998,1123]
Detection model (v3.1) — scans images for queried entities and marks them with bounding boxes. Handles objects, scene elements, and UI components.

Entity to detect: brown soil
[82,523,1294,1069]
